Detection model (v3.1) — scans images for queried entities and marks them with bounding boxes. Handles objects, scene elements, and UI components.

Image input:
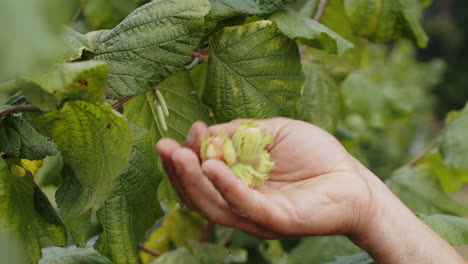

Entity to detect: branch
[406,136,441,167]
[0,105,40,119]
[191,52,209,63]
[137,244,161,257]
[314,0,330,22]
[112,96,134,109]
[220,228,235,247]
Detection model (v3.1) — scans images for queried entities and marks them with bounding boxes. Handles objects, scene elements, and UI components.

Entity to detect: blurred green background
[421,0,468,117]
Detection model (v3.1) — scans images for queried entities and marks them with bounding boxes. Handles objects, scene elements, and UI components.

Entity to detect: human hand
[157,118,467,263]
[156,118,378,238]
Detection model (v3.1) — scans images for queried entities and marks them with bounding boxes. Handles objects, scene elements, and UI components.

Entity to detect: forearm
[349,172,466,264]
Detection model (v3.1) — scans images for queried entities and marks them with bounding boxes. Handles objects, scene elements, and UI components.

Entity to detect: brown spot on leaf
[106,123,112,129]
[54,118,63,121]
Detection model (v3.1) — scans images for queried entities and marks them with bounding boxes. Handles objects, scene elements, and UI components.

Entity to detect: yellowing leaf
[33,101,133,246]
[0,159,67,263]
[20,159,43,176]
[22,61,109,111]
[204,20,304,122]
[140,207,205,263]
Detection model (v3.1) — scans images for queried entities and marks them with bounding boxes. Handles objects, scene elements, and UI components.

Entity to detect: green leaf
[288,236,362,264]
[0,115,58,160]
[319,0,355,43]
[385,165,468,216]
[440,108,468,170]
[0,233,28,264]
[147,242,229,264]
[204,20,304,122]
[0,158,67,263]
[22,61,109,111]
[343,0,428,48]
[54,167,91,247]
[90,0,211,99]
[40,245,113,264]
[123,70,212,140]
[341,42,445,128]
[259,240,288,263]
[32,101,133,245]
[341,68,390,128]
[124,71,212,201]
[0,0,73,81]
[157,176,180,203]
[189,241,228,264]
[418,152,468,193]
[141,207,205,263]
[149,248,199,264]
[94,125,164,264]
[297,61,340,132]
[324,252,374,264]
[62,27,93,62]
[270,10,353,55]
[84,0,138,30]
[417,213,468,246]
[209,0,294,20]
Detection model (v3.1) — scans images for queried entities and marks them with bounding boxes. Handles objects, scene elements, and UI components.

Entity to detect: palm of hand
[157,118,374,238]
[239,119,371,236]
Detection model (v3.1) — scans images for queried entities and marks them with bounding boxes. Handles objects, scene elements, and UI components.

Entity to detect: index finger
[208,117,294,137]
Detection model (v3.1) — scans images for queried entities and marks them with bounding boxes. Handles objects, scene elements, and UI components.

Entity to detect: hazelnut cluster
[201,121,275,187]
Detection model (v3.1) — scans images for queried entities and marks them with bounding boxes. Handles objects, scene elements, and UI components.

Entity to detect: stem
[0,95,133,119]
[191,52,209,63]
[220,228,235,247]
[69,0,86,26]
[300,45,308,59]
[314,0,330,21]
[301,0,329,58]
[406,136,441,167]
[137,244,161,257]
[0,105,40,119]
[112,96,134,109]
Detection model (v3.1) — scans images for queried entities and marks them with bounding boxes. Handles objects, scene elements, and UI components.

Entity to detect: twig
[406,136,441,167]
[301,0,330,58]
[69,0,86,26]
[199,222,215,242]
[220,228,235,247]
[0,105,40,119]
[112,96,134,109]
[185,49,210,64]
[137,244,161,257]
[191,52,209,63]
[300,45,308,59]
[0,95,133,118]
[314,0,330,21]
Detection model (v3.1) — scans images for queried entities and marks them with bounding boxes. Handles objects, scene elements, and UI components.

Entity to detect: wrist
[347,166,465,263]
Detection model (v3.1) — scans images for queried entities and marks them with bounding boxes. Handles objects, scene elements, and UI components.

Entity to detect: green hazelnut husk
[201,121,275,188]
